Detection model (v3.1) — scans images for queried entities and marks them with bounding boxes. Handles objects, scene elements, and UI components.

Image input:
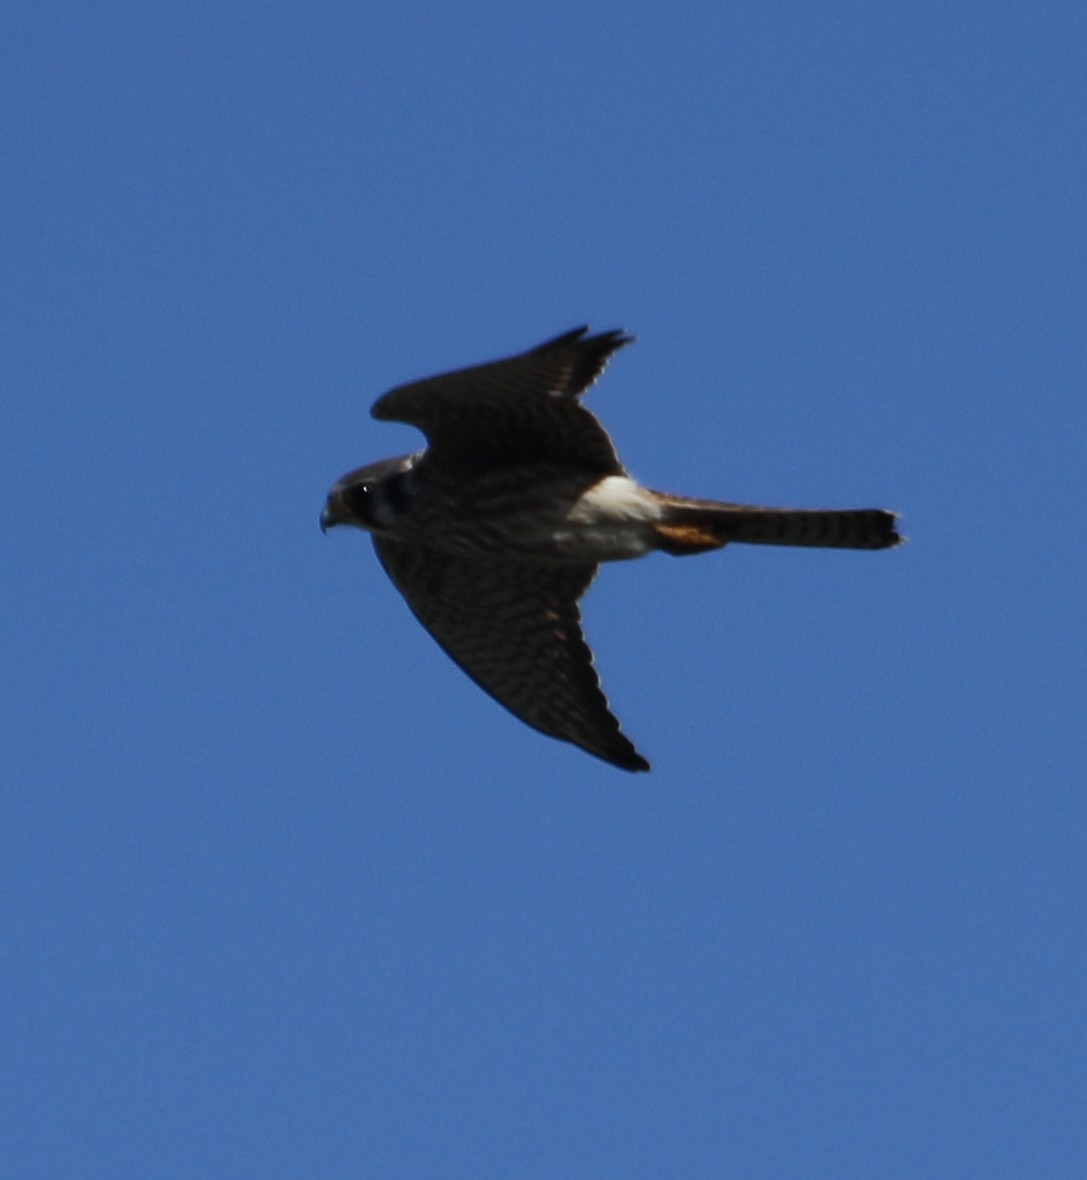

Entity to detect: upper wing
[373,536,649,772]
[370,327,632,474]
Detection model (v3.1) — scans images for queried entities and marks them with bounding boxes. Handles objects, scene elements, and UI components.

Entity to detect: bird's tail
[651,494,901,554]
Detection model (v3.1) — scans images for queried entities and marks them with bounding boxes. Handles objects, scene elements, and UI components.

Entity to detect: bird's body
[333,461,664,562]
[322,327,900,771]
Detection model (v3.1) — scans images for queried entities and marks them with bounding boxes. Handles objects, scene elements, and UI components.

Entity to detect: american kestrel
[321,327,900,771]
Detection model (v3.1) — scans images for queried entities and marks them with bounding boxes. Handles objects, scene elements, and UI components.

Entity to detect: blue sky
[3,1,1085,1175]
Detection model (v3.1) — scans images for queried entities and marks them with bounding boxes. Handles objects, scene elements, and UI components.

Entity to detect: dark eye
[343,483,373,517]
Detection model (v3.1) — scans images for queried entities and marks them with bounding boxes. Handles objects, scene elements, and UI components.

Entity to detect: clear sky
[4,2,1085,1176]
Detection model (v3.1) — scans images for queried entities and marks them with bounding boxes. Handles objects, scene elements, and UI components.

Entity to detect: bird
[321,326,900,772]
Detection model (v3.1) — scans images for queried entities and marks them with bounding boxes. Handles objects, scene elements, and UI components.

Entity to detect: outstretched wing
[373,537,649,772]
[371,327,632,474]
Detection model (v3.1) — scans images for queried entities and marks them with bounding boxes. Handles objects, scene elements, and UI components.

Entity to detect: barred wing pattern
[373,537,649,772]
[371,327,631,474]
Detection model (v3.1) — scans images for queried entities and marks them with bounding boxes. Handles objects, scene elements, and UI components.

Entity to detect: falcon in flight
[321,327,900,771]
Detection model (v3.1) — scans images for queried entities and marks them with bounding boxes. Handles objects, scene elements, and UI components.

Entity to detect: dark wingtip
[535,325,636,354]
[533,325,635,398]
[600,740,651,773]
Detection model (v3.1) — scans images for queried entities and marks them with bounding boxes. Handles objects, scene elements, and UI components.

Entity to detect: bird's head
[320,453,418,534]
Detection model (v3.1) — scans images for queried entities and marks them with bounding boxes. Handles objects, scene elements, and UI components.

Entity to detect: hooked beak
[319,503,342,534]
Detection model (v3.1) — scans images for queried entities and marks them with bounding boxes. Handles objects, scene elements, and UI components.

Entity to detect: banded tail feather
[653,496,900,554]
